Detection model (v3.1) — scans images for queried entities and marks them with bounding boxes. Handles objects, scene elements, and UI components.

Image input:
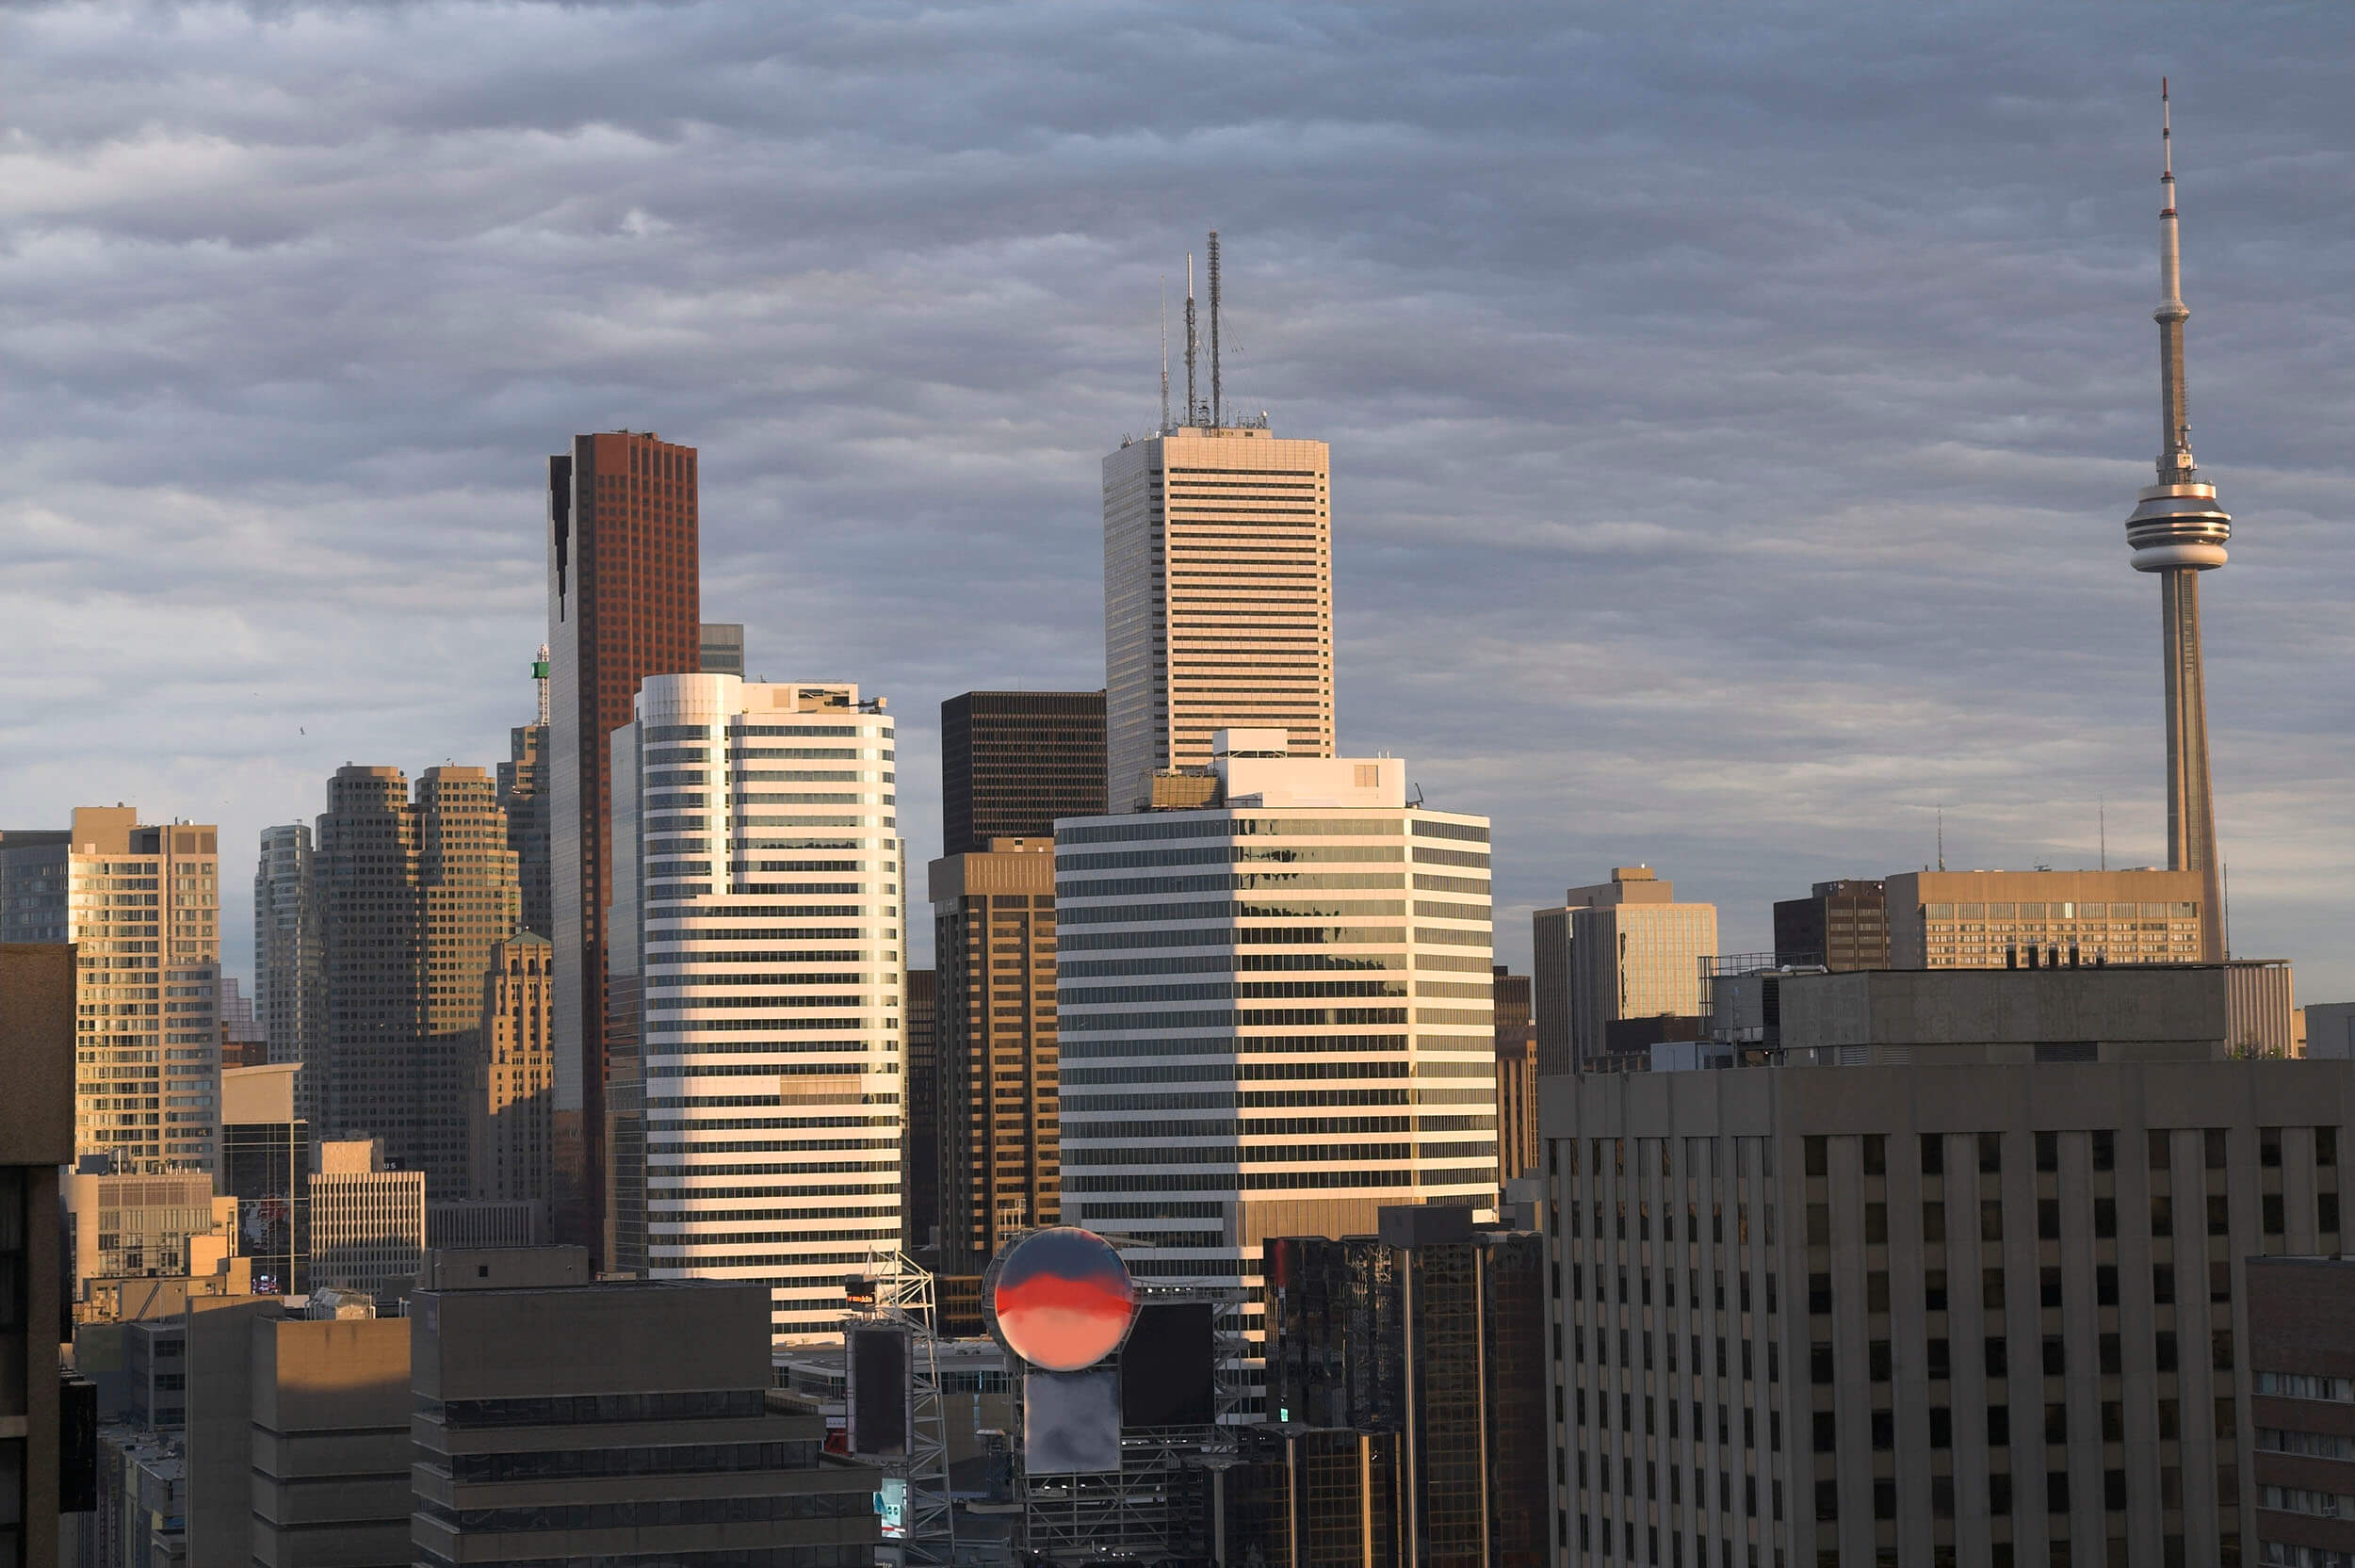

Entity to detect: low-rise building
[409,1276,878,1568]
[2247,1253,2355,1568]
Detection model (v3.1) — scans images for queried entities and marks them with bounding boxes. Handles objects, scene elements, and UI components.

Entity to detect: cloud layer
[2,1,2349,995]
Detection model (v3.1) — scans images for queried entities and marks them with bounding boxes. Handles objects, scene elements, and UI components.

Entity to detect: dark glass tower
[938,691,1105,856]
[545,432,702,1260]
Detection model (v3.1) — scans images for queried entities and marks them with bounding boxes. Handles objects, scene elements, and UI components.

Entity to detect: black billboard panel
[846,1324,912,1458]
[1118,1301,1214,1427]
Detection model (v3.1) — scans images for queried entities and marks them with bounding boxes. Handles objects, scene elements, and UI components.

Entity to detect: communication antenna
[1183,253,1198,428]
[1207,229,1223,428]
[1936,803,1945,873]
[533,643,551,727]
[1159,275,1170,434]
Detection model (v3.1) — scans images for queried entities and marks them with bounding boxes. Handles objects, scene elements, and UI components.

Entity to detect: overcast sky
[3,2,2349,996]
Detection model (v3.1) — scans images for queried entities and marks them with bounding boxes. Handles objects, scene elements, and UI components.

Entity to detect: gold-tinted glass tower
[2124,82,2231,962]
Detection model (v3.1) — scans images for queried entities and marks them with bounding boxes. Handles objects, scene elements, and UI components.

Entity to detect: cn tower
[2123,80,2230,962]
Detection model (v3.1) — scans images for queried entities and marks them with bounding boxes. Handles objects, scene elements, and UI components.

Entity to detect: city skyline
[2,8,2351,997]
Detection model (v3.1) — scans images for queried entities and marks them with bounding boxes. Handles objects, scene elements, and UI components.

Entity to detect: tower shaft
[2159,568,2224,960]
[2124,81,2231,962]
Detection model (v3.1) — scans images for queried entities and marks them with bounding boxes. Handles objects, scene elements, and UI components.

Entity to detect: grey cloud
[0,0,2348,994]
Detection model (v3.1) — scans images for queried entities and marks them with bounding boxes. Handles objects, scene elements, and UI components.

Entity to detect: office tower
[1055,733,1496,1337]
[608,674,903,1338]
[314,764,520,1193]
[252,824,320,1124]
[940,690,1108,856]
[1773,879,1890,971]
[1885,868,2207,969]
[0,807,222,1172]
[1102,422,1333,810]
[700,621,745,676]
[929,837,1061,1273]
[183,1301,410,1568]
[903,968,938,1252]
[2247,1255,2355,1567]
[2128,86,2232,963]
[218,1063,306,1295]
[465,931,554,1214]
[1560,865,1717,1073]
[1533,905,1572,1077]
[546,429,704,1257]
[409,1276,879,1565]
[1494,964,1539,1185]
[1262,1206,1548,1564]
[306,1139,425,1303]
[500,646,554,940]
[1541,1019,2353,1568]
[62,1164,235,1310]
[1,943,75,1568]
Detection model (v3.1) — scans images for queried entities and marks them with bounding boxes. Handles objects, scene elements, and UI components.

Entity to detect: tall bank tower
[2124,82,2230,962]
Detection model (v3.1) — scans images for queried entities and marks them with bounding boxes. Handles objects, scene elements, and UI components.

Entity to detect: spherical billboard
[983,1227,1139,1372]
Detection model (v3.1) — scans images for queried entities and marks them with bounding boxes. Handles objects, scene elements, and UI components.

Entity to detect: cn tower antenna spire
[2123,77,2231,962]
[1159,275,1170,434]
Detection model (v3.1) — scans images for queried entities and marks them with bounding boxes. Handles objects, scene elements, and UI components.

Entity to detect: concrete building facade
[608,675,903,1339]
[1102,426,1334,809]
[1774,880,1891,973]
[465,932,555,1212]
[929,838,1063,1273]
[546,429,705,1259]
[1885,869,2207,972]
[1541,1056,2354,1567]
[1562,867,1717,1075]
[409,1278,876,1568]
[1,808,221,1172]
[252,825,320,1127]
[306,1140,424,1304]
[314,765,520,1194]
[1054,736,1496,1352]
[0,943,76,1568]
[2247,1254,2355,1568]
[1495,964,1541,1186]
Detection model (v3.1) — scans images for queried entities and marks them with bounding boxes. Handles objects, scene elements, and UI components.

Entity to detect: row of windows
[1061,1007,1409,1031]
[1060,872,1405,897]
[1060,900,1409,926]
[1064,1165,1491,1194]
[1056,817,1405,845]
[1059,979,1406,1004]
[1058,845,1405,870]
[1059,1057,1411,1084]
[1057,952,1400,978]
[1055,925,1404,952]
[432,1439,820,1483]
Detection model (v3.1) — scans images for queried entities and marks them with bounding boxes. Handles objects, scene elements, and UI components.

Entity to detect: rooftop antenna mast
[1183,253,1198,427]
[1207,229,1223,428]
[1937,803,1945,873]
[1159,275,1170,433]
[533,643,551,727]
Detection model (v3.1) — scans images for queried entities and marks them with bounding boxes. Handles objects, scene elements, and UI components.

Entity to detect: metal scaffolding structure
[1016,1283,1250,1560]
[846,1250,957,1567]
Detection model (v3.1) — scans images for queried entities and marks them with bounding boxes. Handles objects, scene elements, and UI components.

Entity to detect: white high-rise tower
[1104,235,1333,809]
[2123,81,2231,962]
[608,673,904,1342]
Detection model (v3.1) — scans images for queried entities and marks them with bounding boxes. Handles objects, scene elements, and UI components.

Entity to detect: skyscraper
[939,690,1106,856]
[2127,83,2232,963]
[500,646,553,940]
[1773,878,1890,971]
[1492,964,1539,1185]
[546,429,704,1257]
[1102,409,1332,809]
[0,807,221,1172]
[1055,734,1496,1340]
[464,931,554,1212]
[929,837,1062,1273]
[253,824,320,1124]
[314,765,519,1194]
[608,674,903,1340]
